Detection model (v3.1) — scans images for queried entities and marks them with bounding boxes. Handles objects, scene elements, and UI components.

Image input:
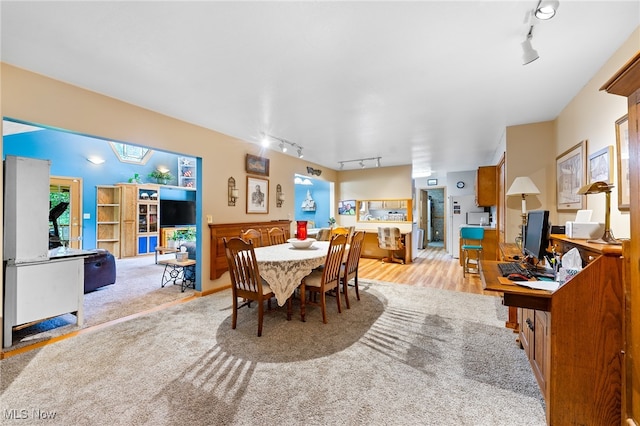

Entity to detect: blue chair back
[460,227,485,240]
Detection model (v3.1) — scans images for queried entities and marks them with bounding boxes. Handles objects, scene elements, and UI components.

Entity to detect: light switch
[83,213,90,219]
[206,214,213,223]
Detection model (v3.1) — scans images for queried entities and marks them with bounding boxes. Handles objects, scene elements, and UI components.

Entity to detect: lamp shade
[506,177,540,196]
[577,181,613,195]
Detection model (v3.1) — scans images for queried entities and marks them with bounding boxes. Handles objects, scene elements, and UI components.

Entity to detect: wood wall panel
[208,220,291,279]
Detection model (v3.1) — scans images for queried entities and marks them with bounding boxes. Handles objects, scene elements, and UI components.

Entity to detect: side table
[154,246,179,264]
[159,258,196,292]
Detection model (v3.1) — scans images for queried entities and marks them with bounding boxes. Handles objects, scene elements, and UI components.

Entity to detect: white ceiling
[2,1,639,178]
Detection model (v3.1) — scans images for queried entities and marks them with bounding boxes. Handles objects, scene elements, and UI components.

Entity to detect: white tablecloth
[254,241,330,306]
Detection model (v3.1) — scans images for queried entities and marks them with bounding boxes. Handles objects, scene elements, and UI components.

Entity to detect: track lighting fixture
[534,0,559,20]
[521,26,539,65]
[338,157,382,170]
[261,133,304,159]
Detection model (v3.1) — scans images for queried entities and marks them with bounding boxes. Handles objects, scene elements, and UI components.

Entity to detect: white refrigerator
[448,195,485,259]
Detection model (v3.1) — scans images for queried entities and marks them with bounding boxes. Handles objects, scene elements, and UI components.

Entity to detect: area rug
[0,280,546,425]
[7,256,194,350]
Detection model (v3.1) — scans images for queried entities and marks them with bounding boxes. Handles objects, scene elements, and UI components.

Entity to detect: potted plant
[328,217,336,229]
[167,232,182,248]
[148,169,172,184]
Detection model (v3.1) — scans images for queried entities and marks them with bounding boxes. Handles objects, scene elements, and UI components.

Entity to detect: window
[109,142,153,164]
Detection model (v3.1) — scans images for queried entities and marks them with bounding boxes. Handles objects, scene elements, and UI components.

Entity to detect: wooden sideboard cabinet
[482,235,623,425]
[476,165,496,207]
[209,220,291,279]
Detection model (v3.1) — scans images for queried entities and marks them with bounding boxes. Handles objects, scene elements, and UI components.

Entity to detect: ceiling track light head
[521,26,539,65]
[338,156,383,170]
[297,148,303,158]
[535,0,559,20]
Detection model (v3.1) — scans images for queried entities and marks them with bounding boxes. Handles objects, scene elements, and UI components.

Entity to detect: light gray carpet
[0,280,546,425]
[8,255,194,350]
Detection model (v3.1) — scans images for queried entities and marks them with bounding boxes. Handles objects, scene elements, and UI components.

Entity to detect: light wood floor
[358,243,499,296]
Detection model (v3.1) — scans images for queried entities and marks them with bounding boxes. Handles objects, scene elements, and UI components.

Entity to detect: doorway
[50,176,82,250]
[420,187,446,248]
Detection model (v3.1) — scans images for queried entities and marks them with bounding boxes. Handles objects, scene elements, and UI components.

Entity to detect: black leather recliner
[84,249,116,293]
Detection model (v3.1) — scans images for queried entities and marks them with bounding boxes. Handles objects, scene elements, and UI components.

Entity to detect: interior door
[49,176,82,249]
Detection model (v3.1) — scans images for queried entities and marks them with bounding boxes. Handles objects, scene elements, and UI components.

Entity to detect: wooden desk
[359,229,412,264]
[481,235,623,425]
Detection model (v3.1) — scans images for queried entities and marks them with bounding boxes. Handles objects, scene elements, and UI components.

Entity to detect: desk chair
[460,227,484,277]
[223,237,275,337]
[377,227,405,264]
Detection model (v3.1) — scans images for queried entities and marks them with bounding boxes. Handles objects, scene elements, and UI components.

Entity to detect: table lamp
[576,181,621,245]
[506,176,541,249]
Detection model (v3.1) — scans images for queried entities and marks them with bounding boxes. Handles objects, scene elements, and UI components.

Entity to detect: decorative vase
[296,221,308,240]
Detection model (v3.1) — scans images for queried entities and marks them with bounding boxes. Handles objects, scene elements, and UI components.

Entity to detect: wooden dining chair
[301,234,347,323]
[267,227,287,245]
[340,231,365,309]
[240,228,263,248]
[331,227,350,237]
[223,237,275,337]
[316,228,331,241]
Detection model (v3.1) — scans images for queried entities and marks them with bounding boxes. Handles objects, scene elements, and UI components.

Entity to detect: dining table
[253,240,330,320]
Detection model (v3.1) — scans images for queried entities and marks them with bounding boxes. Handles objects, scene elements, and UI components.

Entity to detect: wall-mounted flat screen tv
[160,200,196,226]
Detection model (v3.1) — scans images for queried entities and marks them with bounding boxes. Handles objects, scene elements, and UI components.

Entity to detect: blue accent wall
[294,179,330,228]
[3,129,194,249]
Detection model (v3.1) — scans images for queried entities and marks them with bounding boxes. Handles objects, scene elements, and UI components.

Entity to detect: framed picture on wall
[615,114,630,211]
[338,200,356,215]
[556,140,586,211]
[247,176,269,214]
[588,146,613,184]
[245,154,270,176]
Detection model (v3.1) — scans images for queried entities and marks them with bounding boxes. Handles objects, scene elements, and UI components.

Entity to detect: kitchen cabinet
[476,165,496,206]
[357,199,412,222]
[96,185,121,257]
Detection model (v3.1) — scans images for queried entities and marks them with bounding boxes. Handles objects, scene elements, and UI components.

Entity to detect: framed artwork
[246,176,269,214]
[615,114,630,210]
[427,178,438,186]
[338,200,356,215]
[588,146,613,184]
[245,154,270,176]
[556,140,586,211]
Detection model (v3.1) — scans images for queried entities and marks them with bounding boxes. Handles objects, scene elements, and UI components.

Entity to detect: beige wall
[505,121,556,243]
[554,27,639,239]
[335,165,413,232]
[0,63,339,294]
[505,27,639,243]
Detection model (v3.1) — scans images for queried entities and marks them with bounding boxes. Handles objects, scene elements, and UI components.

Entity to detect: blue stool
[460,227,484,277]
